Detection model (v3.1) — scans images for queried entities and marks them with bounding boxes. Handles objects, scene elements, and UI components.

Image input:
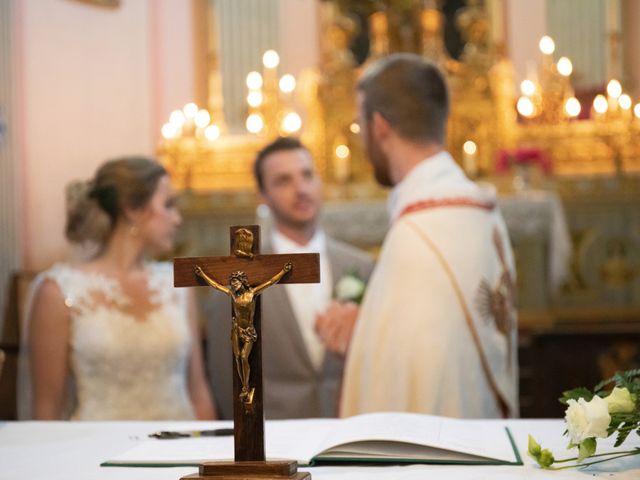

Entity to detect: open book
[103,412,522,467]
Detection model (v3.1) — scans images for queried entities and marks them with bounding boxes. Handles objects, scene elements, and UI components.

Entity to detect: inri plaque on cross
[174,225,318,480]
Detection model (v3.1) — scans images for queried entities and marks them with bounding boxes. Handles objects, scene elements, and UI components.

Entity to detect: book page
[439,418,516,461]
[104,436,234,466]
[103,422,236,466]
[319,440,483,461]
[104,419,340,466]
[264,419,340,463]
[316,413,518,463]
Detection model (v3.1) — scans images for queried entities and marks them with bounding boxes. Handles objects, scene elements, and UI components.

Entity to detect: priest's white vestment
[341,151,518,418]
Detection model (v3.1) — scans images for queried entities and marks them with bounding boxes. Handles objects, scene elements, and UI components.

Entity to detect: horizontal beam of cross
[174,253,320,288]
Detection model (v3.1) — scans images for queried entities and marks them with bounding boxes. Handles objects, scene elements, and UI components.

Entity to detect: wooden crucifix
[174,225,318,480]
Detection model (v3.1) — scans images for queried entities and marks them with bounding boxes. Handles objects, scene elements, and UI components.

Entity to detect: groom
[205,137,374,419]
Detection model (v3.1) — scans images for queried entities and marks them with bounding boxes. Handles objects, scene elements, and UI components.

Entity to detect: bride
[23,157,216,420]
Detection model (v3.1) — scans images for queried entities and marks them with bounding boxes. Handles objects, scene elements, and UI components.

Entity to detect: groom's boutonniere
[334,271,367,304]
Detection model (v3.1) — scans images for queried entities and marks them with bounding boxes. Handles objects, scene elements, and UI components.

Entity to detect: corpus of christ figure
[194,262,292,409]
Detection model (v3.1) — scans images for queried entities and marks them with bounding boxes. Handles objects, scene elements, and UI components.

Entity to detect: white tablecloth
[1,419,639,479]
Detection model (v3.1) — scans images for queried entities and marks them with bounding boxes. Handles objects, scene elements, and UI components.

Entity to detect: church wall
[624,0,640,99]
[0,1,22,337]
[151,0,198,138]
[17,0,197,272]
[505,0,547,83]
[277,0,319,77]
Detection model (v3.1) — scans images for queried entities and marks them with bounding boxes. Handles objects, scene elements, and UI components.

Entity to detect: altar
[1,418,639,479]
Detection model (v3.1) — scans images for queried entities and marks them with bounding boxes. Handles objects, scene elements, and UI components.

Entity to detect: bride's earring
[129,225,139,237]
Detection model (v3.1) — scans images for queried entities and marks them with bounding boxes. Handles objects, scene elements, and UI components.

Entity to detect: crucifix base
[181,460,310,480]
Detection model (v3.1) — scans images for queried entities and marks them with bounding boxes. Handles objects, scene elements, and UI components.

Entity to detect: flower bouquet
[495,147,553,175]
[529,369,640,470]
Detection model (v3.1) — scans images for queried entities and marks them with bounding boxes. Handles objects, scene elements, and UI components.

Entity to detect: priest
[332,54,518,418]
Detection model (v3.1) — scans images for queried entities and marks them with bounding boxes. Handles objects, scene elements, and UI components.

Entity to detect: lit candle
[182,102,198,135]
[247,91,263,108]
[279,74,296,95]
[618,94,632,110]
[194,109,210,128]
[607,79,622,98]
[280,112,302,135]
[520,79,536,96]
[204,124,220,142]
[183,102,198,119]
[556,57,573,77]
[539,36,555,56]
[517,96,535,118]
[606,79,622,112]
[246,71,263,90]
[161,122,178,140]
[462,141,478,178]
[262,50,280,70]
[564,97,581,118]
[619,94,632,120]
[262,50,279,88]
[333,143,350,183]
[246,113,264,134]
[593,94,608,119]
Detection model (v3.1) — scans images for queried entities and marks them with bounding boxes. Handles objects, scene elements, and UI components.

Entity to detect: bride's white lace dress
[21,262,196,420]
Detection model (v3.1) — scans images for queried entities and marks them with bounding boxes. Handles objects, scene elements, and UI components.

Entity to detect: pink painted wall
[17,0,196,270]
[151,0,198,140]
[624,0,640,100]
[505,0,547,84]
[277,0,319,76]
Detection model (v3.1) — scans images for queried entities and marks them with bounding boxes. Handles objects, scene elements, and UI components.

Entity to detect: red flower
[495,148,552,175]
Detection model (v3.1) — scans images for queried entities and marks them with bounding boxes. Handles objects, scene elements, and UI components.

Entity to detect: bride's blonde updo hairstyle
[65,157,168,246]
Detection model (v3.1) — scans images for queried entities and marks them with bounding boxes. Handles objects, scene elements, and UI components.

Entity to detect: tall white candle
[462,141,478,178]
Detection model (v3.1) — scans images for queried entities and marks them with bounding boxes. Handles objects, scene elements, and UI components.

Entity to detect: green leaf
[614,372,630,390]
[611,412,639,422]
[608,413,629,432]
[578,438,597,463]
[560,387,594,405]
[594,377,615,393]
[594,368,640,393]
[615,424,633,447]
[528,435,541,458]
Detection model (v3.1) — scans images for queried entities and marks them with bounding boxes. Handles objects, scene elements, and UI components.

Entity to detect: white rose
[565,395,611,445]
[335,275,365,302]
[605,387,635,414]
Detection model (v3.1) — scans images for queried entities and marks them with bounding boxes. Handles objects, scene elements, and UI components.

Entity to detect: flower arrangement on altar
[529,369,640,470]
[495,147,553,175]
[334,272,367,304]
